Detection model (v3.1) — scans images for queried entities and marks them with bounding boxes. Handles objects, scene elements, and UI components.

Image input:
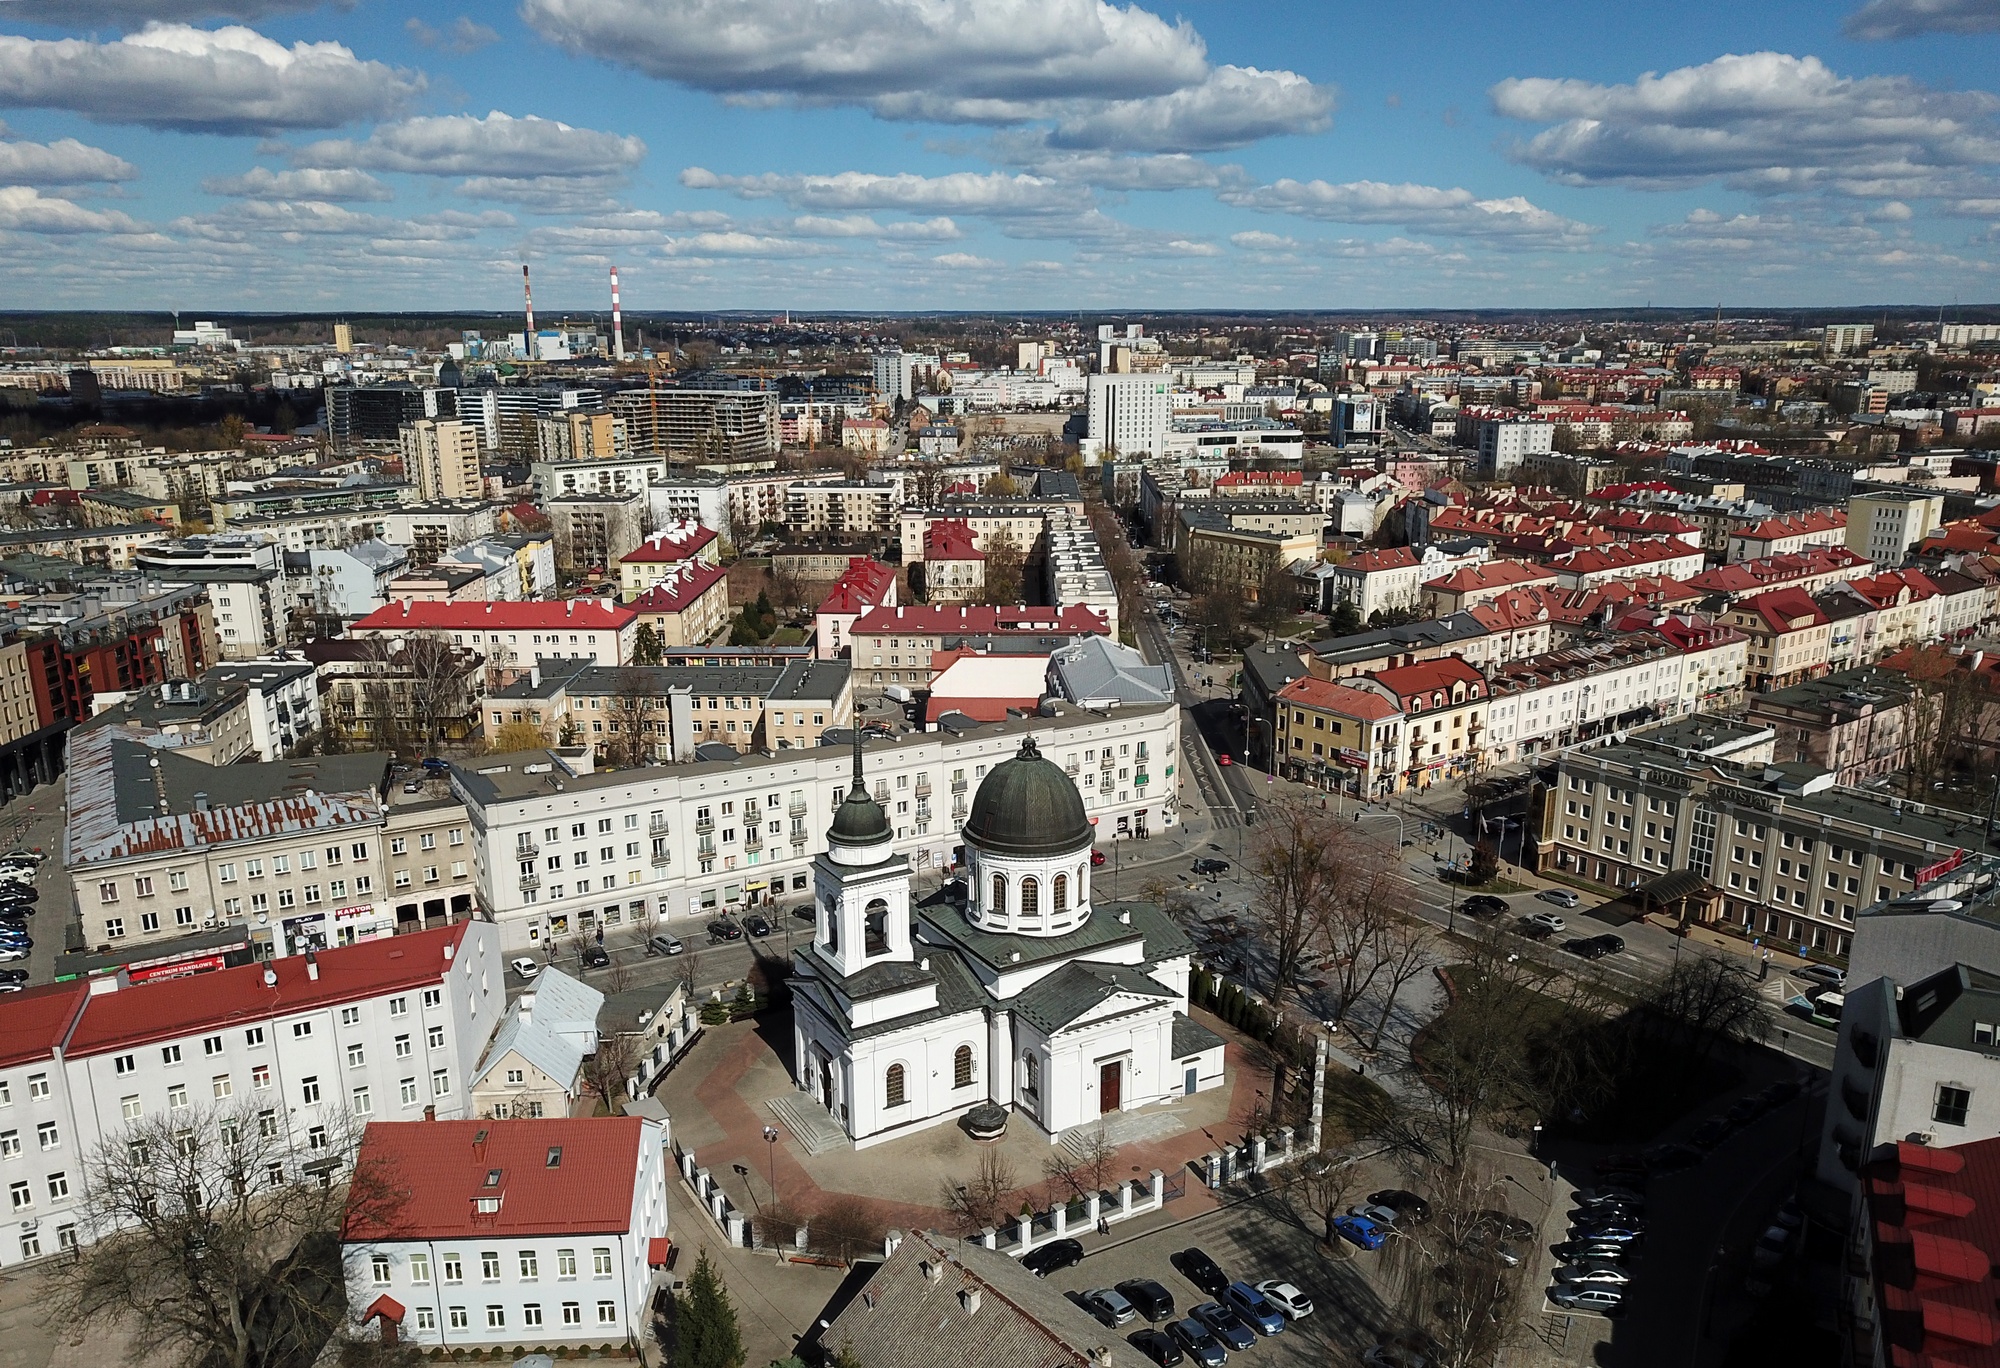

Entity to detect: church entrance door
[1099,1060,1122,1114]
[818,1055,835,1113]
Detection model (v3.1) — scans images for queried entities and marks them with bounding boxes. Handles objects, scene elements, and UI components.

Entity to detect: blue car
[1190,1302,1255,1352]
[1334,1214,1388,1250]
[1220,1282,1285,1337]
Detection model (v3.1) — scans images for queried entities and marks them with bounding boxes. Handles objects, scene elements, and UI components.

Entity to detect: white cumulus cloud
[1490,52,2000,199]
[202,166,391,201]
[0,185,143,234]
[295,111,644,178]
[0,24,422,133]
[1845,0,2000,40]
[1221,177,1596,247]
[0,132,136,186]
[36,0,346,21]
[405,16,501,54]
[681,166,1072,216]
[522,0,1328,152]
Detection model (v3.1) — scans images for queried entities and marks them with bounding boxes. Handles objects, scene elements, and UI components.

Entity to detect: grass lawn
[769,626,807,646]
[1322,1065,1395,1146]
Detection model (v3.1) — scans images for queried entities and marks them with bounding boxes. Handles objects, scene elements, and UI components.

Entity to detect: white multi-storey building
[1083,375,1172,463]
[0,922,503,1270]
[451,703,1181,951]
[343,1116,667,1353]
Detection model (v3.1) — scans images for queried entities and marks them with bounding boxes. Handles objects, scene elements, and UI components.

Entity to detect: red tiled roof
[631,561,728,614]
[362,1296,406,1325]
[817,558,896,616]
[617,523,717,564]
[852,604,1107,636]
[1736,510,1847,541]
[344,1117,647,1241]
[1215,470,1303,487]
[1276,675,1401,720]
[1734,587,1828,634]
[352,599,635,633]
[0,983,87,1070]
[1549,537,1702,575]
[1841,568,1942,608]
[1372,655,1487,701]
[1424,560,1556,593]
[63,924,472,1058]
[925,519,984,561]
[1685,547,1871,596]
[1341,547,1419,574]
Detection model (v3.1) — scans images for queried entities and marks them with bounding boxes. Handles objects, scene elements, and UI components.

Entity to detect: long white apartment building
[0,922,504,1270]
[451,702,1180,951]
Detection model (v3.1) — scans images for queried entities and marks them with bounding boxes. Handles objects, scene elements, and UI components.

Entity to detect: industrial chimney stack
[521,263,537,363]
[610,265,626,362]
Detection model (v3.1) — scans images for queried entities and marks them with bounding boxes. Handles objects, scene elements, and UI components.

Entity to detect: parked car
[1369,1189,1433,1222]
[1554,1263,1634,1288]
[0,885,39,902]
[1761,1078,1802,1106]
[1568,1224,1644,1245]
[1689,1117,1734,1151]
[1461,894,1509,917]
[1348,1202,1402,1228]
[1512,917,1555,941]
[581,946,610,969]
[1563,936,1614,959]
[1192,858,1230,876]
[509,957,540,979]
[1472,1210,1535,1242]
[1166,1317,1227,1368]
[1217,753,1232,766]
[647,934,685,957]
[1548,1287,1625,1317]
[1551,1241,1629,1266]
[1797,963,1846,987]
[420,757,450,775]
[0,969,28,985]
[743,914,773,938]
[1332,1215,1388,1251]
[1082,1289,1138,1327]
[1644,1143,1702,1175]
[706,919,744,943]
[1750,1224,1795,1269]
[1253,1281,1312,1320]
[0,946,25,963]
[1092,850,1108,867]
[1128,1329,1183,1368]
[1021,1239,1084,1277]
[1117,1280,1176,1323]
[1171,1247,1229,1297]
[1537,888,1581,908]
[1220,1282,1286,1336]
[1189,1302,1257,1352]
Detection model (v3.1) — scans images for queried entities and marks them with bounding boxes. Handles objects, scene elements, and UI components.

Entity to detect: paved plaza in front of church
[658,1003,1275,1242]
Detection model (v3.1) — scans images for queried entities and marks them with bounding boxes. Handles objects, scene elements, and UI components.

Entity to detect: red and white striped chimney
[522,264,537,362]
[610,265,626,362]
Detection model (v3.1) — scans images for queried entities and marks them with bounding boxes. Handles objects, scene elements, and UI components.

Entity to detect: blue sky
[2,0,1998,312]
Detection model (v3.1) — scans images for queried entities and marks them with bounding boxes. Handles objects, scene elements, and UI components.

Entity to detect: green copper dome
[964,736,1092,858]
[828,782,893,847]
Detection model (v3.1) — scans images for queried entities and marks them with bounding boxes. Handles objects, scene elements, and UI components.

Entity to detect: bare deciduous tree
[941,1148,1019,1235]
[1380,1162,1532,1368]
[1365,916,1436,1052]
[48,1102,369,1368]
[581,1031,644,1114]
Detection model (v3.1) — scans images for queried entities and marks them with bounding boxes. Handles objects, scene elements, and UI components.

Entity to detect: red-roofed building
[0,922,504,1273]
[342,1116,666,1350]
[1684,546,1873,604]
[351,599,639,677]
[1823,569,1946,666]
[849,604,1107,692]
[920,519,986,603]
[1351,657,1489,789]
[1212,470,1305,498]
[1588,508,1706,549]
[1726,508,1848,562]
[1273,674,1406,798]
[613,520,719,601]
[1324,541,1489,621]
[1421,559,1560,615]
[1546,536,1707,590]
[1723,587,1832,689]
[813,557,898,661]
[628,560,731,648]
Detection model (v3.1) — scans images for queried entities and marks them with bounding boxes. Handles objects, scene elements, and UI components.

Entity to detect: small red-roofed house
[920,519,986,603]
[1726,509,1848,562]
[613,520,719,601]
[1349,656,1489,790]
[813,557,898,660]
[629,560,732,648]
[342,1116,667,1349]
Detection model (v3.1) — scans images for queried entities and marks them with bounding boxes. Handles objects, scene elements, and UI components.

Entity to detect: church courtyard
[657,1003,1276,1242]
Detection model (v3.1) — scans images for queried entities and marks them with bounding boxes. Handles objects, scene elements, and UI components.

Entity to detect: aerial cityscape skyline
[3,0,2000,310]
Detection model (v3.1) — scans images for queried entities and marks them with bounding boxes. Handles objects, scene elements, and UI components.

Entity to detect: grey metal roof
[1047,637,1172,706]
[471,965,604,1091]
[1171,1011,1225,1060]
[1011,961,1175,1035]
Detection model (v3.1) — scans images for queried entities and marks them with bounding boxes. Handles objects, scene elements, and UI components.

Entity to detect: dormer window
[483,1169,502,1188]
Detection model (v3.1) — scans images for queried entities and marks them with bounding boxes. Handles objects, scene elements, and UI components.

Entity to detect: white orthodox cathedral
[790,732,1227,1147]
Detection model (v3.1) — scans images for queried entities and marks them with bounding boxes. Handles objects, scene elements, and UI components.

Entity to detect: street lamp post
[763,1125,780,1208]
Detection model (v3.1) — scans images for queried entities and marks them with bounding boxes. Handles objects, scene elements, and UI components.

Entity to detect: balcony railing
[788,800,808,817]
[914,780,931,798]
[649,818,669,836]
[651,848,669,866]
[695,818,715,834]
[518,873,541,890]
[514,842,539,860]
[745,829,763,850]
[951,779,968,794]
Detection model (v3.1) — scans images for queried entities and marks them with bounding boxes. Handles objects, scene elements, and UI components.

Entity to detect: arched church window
[885,1063,906,1107]
[990,874,1007,918]
[1020,877,1039,920]
[1078,863,1088,902]
[1053,874,1068,913]
[953,1044,974,1088]
[1021,1052,1039,1098]
[822,900,838,953]
[863,898,889,956]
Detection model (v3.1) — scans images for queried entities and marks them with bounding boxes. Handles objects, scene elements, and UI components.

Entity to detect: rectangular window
[485,1307,505,1330]
[212,1075,231,1101]
[292,1021,312,1039]
[299,1077,319,1105]
[557,1249,577,1278]
[563,1303,582,1326]
[433,1069,449,1096]
[351,1086,370,1115]
[481,1251,501,1281]
[400,1078,418,1107]
[592,1248,612,1277]
[35,1123,57,1151]
[448,1308,467,1330]
[371,1255,392,1285]
[522,1304,543,1328]
[598,1301,617,1324]
[520,1250,538,1279]
[245,1027,266,1046]
[442,1254,462,1283]
[1936,1085,1972,1127]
